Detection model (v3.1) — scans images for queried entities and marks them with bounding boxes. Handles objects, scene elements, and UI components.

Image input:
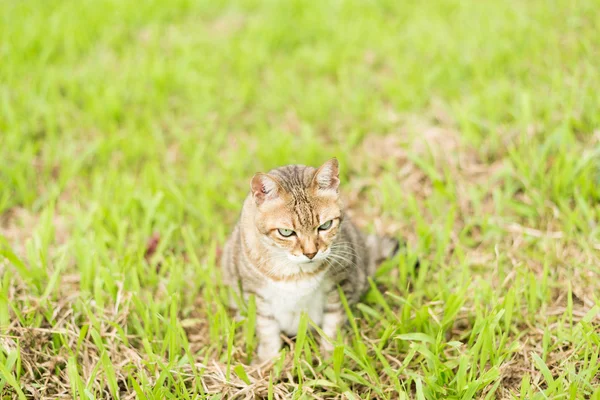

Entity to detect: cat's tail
[366,234,401,275]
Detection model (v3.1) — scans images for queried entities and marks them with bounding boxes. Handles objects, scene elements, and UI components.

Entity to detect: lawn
[1,0,599,398]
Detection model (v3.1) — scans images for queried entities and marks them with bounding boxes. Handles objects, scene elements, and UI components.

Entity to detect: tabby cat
[221,158,399,362]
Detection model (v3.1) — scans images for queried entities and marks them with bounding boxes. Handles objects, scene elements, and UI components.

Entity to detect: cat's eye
[277,228,295,237]
[318,220,333,231]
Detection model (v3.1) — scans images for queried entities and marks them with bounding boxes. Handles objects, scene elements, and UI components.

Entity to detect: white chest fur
[260,272,329,335]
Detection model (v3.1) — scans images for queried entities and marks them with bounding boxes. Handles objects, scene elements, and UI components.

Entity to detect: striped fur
[221,159,399,362]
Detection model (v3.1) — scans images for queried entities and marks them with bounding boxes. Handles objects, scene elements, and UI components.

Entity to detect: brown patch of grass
[1,208,40,256]
[346,114,499,238]
[0,206,70,258]
[3,280,144,399]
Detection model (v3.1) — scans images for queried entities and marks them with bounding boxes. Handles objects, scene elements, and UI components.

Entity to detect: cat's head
[250,159,342,266]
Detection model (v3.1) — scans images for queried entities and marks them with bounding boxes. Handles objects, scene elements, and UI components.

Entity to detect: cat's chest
[260,274,329,335]
[263,277,326,309]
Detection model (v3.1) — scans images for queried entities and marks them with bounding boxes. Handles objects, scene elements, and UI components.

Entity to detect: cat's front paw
[256,343,281,363]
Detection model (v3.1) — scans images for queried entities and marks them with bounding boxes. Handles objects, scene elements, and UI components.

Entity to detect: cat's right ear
[311,158,340,194]
[251,173,281,206]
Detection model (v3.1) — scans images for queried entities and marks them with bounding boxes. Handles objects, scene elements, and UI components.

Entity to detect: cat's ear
[251,173,282,206]
[311,158,340,194]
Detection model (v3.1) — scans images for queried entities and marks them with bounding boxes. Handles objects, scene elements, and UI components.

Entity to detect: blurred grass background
[1,0,599,398]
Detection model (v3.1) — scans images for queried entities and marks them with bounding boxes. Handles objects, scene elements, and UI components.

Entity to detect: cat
[220,158,400,362]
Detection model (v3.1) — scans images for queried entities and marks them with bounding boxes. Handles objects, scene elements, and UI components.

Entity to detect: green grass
[1,0,599,398]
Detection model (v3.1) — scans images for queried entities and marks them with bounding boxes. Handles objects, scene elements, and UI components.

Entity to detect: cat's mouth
[296,258,319,266]
[285,249,331,266]
[297,260,326,274]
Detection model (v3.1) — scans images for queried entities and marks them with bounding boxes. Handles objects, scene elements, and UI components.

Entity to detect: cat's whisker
[331,240,366,250]
[257,254,292,278]
[329,260,349,274]
[263,257,290,277]
[324,254,356,273]
[331,241,360,250]
[330,257,358,272]
[256,251,287,266]
[329,249,358,259]
[329,246,360,258]
[326,252,355,265]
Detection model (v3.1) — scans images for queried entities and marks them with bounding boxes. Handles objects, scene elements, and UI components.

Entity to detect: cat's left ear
[311,158,340,194]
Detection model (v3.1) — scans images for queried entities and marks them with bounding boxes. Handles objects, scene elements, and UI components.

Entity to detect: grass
[1,0,599,398]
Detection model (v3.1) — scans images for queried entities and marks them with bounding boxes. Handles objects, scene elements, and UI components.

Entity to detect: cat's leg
[255,310,282,362]
[320,288,346,355]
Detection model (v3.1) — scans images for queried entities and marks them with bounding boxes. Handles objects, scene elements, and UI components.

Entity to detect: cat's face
[251,159,342,267]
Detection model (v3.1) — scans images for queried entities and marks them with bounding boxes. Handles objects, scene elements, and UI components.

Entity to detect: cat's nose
[303,252,317,260]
